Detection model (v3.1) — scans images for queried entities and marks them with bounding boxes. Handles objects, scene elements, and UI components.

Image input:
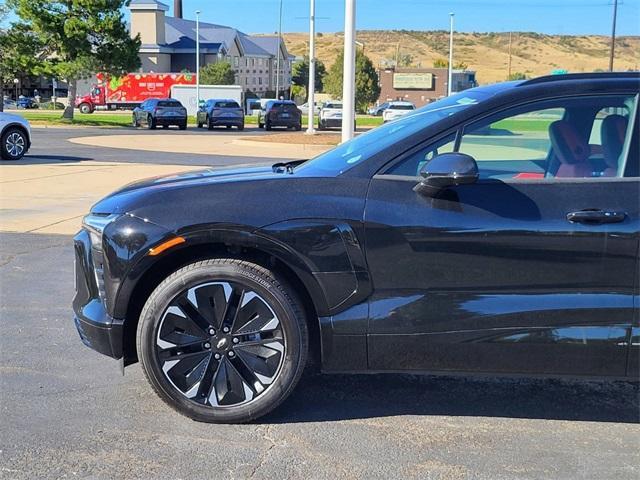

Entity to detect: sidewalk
[68,133,334,158]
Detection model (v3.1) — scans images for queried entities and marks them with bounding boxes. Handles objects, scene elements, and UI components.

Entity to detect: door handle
[566,209,626,224]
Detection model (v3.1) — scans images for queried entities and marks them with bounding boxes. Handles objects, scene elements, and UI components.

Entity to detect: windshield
[216,101,240,108]
[295,90,489,176]
[325,103,343,109]
[390,104,415,110]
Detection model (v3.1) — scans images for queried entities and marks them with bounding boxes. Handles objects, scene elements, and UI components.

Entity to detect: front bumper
[72,229,124,359]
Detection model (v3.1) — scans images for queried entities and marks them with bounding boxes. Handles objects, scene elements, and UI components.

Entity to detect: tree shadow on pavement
[263,373,639,424]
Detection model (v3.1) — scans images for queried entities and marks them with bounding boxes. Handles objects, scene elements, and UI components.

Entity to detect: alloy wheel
[5,132,25,158]
[155,281,286,408]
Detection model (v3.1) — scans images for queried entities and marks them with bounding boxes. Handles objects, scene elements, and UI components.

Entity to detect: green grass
[492,118,555,132]
[16,110,384,128]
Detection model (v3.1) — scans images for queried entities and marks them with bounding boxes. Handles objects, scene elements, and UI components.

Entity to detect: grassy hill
[281,31,640,84]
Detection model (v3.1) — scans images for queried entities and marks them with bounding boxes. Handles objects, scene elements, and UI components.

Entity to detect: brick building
[377,67,477,107]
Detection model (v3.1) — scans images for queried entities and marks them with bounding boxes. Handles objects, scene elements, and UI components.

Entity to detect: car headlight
[82,213,121,251]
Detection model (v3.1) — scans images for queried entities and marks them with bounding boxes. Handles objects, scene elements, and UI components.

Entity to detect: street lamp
[195,10,201,110]
[448,12,454,96]
[13,78,19,100]
[341,0,356,143]
[306,0,317,134]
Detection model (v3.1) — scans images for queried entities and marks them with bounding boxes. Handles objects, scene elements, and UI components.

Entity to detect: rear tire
[238,124,245,131]
[179,122,187,131]
[136,259,309,424]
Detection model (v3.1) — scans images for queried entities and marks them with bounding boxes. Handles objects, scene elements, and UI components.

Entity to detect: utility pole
[306,0,317,134]
[195,10,201,109]
[341,0,356,143]
[448,12,454,96]
[609,0,618,71]
[276,0,283,99]
[507,31,513,79]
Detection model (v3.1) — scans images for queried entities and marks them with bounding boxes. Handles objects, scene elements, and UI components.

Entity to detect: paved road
[1,231,638,479]
[25,126,290,167]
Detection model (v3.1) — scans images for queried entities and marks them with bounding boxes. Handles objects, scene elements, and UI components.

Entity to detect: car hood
[1,112,29,125]
[91,164,284,215]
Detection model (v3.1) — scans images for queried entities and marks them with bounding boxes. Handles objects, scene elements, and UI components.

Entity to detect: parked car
[3,99,17,110]
[298,101,321,116]
[132,98,187,130]
[258,100,302,131]
[73,73,640,424]
[382,101,416,122]
[16,97,38,109]
[318,101,344,130]
[368,102,390,116]
[196,99,244,130]
[0,112,31,160]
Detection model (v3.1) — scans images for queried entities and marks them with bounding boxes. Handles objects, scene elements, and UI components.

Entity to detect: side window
[386,134,456,176]
[458,95,637,180]
[458,108,564,180]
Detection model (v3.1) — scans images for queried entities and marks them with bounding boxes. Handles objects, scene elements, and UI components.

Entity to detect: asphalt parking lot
[0,127,639,479]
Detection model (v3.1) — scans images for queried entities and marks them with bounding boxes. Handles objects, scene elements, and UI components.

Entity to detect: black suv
[73,73,639,423]
[258,100,302,131]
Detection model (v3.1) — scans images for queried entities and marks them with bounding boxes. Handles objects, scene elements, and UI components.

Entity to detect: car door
[364,92,639,377]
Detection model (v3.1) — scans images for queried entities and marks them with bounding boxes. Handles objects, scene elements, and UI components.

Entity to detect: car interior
[387,94,636,180]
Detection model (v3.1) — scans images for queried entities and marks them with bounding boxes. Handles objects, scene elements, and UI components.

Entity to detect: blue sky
[173,0,640,35]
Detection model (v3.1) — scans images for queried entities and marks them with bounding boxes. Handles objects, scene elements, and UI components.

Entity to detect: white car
[0,112,31,160]
[298,101,321,116]
[318,101,344,130]
[382,101,416,123]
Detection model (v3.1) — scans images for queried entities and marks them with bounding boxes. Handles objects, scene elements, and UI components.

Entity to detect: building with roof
[377,67,477,107]
[129,0,293,97]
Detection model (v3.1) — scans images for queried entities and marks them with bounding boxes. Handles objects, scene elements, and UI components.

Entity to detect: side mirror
[414,152,479,197]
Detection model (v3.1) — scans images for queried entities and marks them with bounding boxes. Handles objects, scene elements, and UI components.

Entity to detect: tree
[199,61,235,85]
[508,72,527,80]
[324,49,380,113]
[291,55,326,99]
[433,58,468,69]
[8,0,141,120]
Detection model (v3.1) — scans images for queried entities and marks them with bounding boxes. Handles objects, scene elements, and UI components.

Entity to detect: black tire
[318,120,325,131]
[295,123,302,131]
[179,122,187,131]
[1,127,28,160]
[147,115,156,130]
[237,123,245,131]
[265,120,272,131]
[137,259,309,424]
[207,117,214,131]
[78,103,92,114]
[132,115,139,128]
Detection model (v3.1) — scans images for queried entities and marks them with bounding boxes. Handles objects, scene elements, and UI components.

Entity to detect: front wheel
[237,124,245,131]
[147,115,156,130]
[137,259,309,424]
[1,127,27,160]
[265,120,272,131]
[78,103,92,114]
[179,122,187,131]
[132,115,139,128]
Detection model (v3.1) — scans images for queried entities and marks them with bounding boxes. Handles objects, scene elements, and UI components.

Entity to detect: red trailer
[74,72,197,114]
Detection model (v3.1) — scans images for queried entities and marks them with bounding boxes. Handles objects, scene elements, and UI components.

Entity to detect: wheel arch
[1,123,31,149]
[121,230,327,367]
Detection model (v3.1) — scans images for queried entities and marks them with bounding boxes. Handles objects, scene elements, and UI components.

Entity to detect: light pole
[13,78,19,101]
[195,10,201,109]
[448,12,454,96]
[306,0,316,134]
[609,0,618,71]
[341,0,356,143]
[275,0,283,99]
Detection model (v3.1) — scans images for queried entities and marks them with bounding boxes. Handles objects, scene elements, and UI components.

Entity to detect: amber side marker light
[149,236,186,256]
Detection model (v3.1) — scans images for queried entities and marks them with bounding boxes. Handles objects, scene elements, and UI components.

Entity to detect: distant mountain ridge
[281,31,639,84]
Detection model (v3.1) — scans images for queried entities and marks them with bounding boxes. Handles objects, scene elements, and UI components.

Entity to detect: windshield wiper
[272,159,306,174]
